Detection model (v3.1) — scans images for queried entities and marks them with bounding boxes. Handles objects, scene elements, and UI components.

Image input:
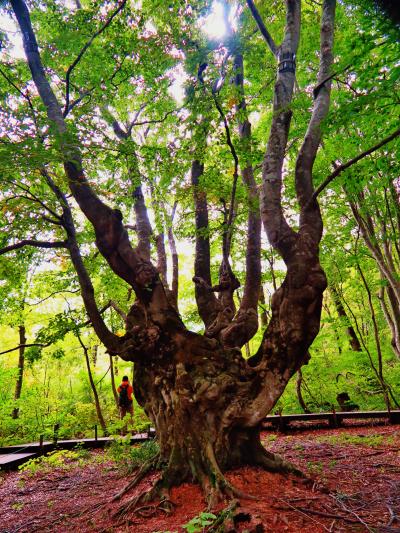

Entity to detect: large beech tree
[2,0,399,512]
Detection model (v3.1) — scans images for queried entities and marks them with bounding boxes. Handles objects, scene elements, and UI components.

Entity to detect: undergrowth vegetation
[106,439,160,474]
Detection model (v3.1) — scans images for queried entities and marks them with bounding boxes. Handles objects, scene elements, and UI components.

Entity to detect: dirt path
[1,424,399,532]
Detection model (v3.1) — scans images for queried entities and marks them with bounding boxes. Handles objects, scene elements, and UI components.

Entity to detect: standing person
[117,376,134,429]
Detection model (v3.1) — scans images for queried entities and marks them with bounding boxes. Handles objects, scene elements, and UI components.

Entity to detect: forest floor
[1,422,399,532]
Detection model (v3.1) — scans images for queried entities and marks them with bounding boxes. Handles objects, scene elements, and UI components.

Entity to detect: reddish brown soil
[1,423,399,532]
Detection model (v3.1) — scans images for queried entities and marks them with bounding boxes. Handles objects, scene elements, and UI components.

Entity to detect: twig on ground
[275,504,360,525]
[274,499,332,531]
[386,504,399,527]
[331,494,375,532]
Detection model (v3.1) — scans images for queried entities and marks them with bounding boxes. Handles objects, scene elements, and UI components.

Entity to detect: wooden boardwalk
[0,452,37,470]
[262,409,400,430]
[1,411,399,471]
[0,432,153,471]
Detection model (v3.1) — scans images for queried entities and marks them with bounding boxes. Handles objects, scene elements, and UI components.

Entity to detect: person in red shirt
[117,375,134,421]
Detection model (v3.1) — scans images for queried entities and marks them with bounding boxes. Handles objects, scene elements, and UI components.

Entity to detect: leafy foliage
[0,0,399,448]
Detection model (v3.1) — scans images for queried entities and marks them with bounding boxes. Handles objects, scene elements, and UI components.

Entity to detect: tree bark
[12,325,26,419]
[192,159,220,328]
[13,0,336,508]
[132,183,153,262]
[167,222,179,308]
[217,50,261,349]
[155,233,168,285]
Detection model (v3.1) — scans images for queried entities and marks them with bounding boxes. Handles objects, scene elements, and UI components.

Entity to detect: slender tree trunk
[378,285,400,359]
[348,194,400,309]
[296,369,310,413]
[219,50,261,348]
[155,233,168,285]
[12,325,26,419]
[192,158,220,328]
[109,354,119,409]
[330,285,362,351]
[259,286,269,328]
[168,224,179,308]
[92,344,98,366]
[78,335,107,435]
[357,264,399,409]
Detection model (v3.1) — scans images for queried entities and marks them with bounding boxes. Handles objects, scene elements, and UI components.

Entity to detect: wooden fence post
[53,423,60,445]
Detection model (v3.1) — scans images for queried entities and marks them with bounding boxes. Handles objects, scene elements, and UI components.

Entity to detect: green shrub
[19,449,83,476]
[106,438,159,473]
[182,512,217,533]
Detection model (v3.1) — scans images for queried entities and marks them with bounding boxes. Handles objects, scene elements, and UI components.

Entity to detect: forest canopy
[0,0,399,508]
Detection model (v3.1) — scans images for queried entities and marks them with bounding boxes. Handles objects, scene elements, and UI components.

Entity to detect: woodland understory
[1,424,400,532]
[0,0,399,524]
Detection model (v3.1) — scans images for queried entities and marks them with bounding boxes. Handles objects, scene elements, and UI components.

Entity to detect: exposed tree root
[112,453,160,502]
[192,442,259,508]
[208,499,265,533]
[257,450,304,477]
[201,470,258,508]
[112,438,303,522]
[113,470,173,519]
[252,439,305,477]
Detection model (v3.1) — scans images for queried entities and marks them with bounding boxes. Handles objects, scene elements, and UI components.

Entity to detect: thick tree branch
[212,93,239,259]
[260,0,300,261]
[0,239,67,255]
[108,110,154,264]
[295,0,336,243]
[155,233,168,284]
[246,0,278,57]
[11,0,155,295]
[168,202,179,308]
[41,169,123,354]
[192,159,219,328]
[218,49,261,349]
[132,181,153,261]
[310,127,400,203]
[233,51,261,314]
[202,77,242,340]
[63,0,127,116]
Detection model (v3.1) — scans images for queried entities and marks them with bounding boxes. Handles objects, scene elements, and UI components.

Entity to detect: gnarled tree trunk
[12,0,335,510]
